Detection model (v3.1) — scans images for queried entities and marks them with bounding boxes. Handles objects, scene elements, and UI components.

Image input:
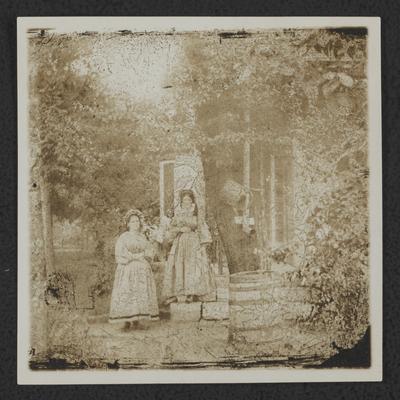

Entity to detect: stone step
[229,277,300,291]
[229,270,272,284]
[170,302,202,322]
[230,289,264,303]
[216,287,229,302]
[229,281,270,290]
[202,301,229,320]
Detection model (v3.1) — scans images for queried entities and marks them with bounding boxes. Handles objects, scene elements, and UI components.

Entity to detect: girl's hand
[180,226,191,233]
[129,251,145,261]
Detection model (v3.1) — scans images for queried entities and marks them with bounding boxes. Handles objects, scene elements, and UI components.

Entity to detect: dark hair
[180,190,195,204]
[124,209,144,231]
[180,190,198,216]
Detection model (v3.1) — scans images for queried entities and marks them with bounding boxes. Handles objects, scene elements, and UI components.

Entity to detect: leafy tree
[29,35,164,266]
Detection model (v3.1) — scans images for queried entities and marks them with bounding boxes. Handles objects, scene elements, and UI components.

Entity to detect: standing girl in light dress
[162,190,216,304]
[109,209,159,330]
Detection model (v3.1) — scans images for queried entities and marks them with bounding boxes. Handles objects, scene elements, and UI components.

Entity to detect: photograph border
[17,16,382,384]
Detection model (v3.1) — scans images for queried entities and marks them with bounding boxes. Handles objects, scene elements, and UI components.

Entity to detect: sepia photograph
[17,17,382,384]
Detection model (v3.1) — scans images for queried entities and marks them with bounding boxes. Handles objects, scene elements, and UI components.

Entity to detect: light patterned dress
[162,211,216,304]
[109,231,159,323]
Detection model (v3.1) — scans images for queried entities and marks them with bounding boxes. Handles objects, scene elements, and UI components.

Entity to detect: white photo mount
[17,16,382,384]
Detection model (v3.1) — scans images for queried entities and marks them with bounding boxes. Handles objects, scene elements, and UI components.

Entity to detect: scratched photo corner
[20,20,378,374]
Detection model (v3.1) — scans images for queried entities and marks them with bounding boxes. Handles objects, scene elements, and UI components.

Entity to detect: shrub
[45,271,75,307]
[91,259,115,298]
[298,158,369,349]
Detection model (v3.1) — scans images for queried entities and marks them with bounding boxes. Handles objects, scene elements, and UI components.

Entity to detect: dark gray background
[1,0,398,398]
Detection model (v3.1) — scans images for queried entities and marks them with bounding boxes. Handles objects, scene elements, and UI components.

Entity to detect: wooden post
[259,146,270,270]
[159,160,175,217]
[159,161,165,217]
[288,142,294,242]
[243,141,250,211]
[242,140,251,235]
[243,109,251,234]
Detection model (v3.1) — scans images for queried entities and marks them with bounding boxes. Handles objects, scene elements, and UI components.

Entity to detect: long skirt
[109,259,159,323]
[162,231,216,304]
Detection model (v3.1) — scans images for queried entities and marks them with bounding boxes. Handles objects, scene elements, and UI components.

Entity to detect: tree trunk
[39,172,55,275]
[29,162,49,359]
[254,143,270,270]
